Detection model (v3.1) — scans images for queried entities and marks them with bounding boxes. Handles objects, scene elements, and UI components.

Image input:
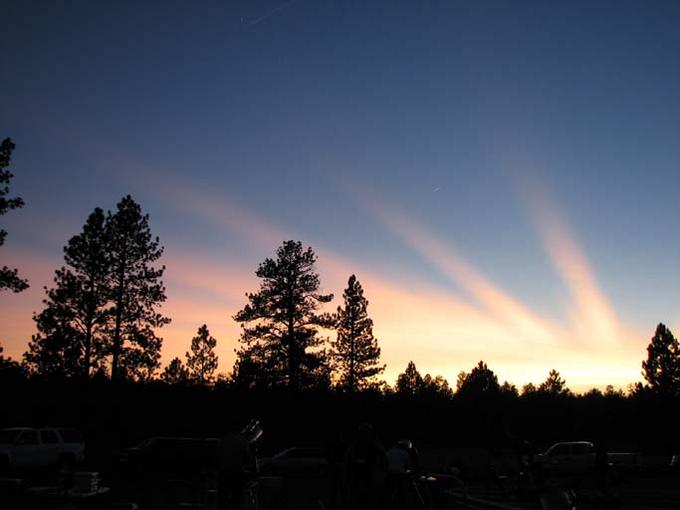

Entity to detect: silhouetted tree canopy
[456,361,500,398]
[0,138,28,293]
[395,361,423,396]
[330,275,385,392]
[161,357,189,385]
[185,324,218,385]
[233,240,333,391]
[642,323,680,396]
[394,362,452,398]
[230,342,280,390]
[521,382,537,396]
[604,384,625,398]
[0,344,25,382]
[24,209,110,379]
[24,280,91,378]
[420,373,453,399]
[107,196,169,381]
[500,380,519,398]
[538,369,570,396]
[23,198,167,382]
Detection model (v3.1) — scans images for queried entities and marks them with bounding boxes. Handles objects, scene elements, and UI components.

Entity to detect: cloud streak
[519,175,630,349]
[350,188,564,346]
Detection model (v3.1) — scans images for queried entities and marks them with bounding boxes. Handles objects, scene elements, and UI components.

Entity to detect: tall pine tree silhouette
[234,240,333,391]
[331,275,384,392]
[186,324,218,385]
[107,196,169,381]
[24,209,110,378]
[0,138,28,292]
[538,369,570,396]
[642,323,680,396]
[395,361,423,396]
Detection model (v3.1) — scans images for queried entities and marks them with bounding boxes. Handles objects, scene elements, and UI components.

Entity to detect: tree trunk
[287,280,297,392]
[84,311,92,381]
[288,316,297,391]
[83,275,95,382]
[111,260,126,381]
[349,310,355,393]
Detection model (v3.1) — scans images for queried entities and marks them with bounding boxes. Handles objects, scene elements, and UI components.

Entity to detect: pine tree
[185,324,218,385]
[421,373,453,399]
[231,342,283,390]
[456,361,500,398]
[65,208,110,378]
[538,369,570,396]
[521,382,537,396]
[24,209,110,378]
[0,138,28,292]
[161,357,189,385]
[500,381,519,397]
[24,293,84,378]
[331,275,385,392]
[522,383,538,397]
[233,240,333,391]
[106,196,169,381]
[395,361,423,396]
[642,323,680,396]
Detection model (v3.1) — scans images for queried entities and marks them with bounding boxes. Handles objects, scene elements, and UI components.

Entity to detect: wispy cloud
[518,174,632,349]
[350,188,564,346]
[490,143,639,350]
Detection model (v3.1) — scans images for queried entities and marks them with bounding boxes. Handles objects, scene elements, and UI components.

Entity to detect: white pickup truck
[534,441,639,475]
[0,427,85,470]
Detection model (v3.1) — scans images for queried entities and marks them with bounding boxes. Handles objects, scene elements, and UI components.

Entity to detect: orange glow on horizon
[0,180,648,391]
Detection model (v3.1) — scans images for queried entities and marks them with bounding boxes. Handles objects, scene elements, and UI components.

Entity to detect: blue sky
[1,0,679,389]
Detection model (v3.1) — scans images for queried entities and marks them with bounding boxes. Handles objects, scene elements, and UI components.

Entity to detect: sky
[1,0,679,391]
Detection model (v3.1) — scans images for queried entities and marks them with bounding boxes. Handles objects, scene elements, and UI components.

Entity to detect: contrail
[248,0,299,26]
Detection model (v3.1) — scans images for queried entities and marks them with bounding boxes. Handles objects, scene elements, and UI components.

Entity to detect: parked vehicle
[0,427,85,470]
[258,447,330,477]
[534,441,639,475]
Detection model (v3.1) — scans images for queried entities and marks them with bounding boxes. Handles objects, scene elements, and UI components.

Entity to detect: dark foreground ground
[3,381,680,509]
[1,446,680,510]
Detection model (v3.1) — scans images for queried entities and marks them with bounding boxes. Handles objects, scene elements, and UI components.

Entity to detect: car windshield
[0,430,22,444]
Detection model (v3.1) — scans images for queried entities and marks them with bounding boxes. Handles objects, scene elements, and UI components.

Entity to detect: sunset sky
[2,0,679,391]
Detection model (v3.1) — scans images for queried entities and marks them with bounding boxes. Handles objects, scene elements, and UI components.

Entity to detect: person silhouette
[217,424,258,510]
[344,423,387,510]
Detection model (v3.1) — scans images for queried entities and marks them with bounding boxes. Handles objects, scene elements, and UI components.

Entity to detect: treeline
[2,138,680,401]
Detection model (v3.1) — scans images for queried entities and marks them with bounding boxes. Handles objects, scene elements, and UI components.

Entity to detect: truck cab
[543,441,595,473]
[0,427,85,470]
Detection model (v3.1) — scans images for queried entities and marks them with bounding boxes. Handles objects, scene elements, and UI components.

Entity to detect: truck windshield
[0,430,22,444]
